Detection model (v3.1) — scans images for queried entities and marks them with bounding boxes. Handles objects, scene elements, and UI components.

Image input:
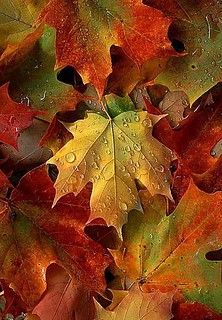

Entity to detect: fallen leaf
[6,27,96,120]
[0,0,45,48]
[116,180,222,312]
[95,283,174,320]
[48,96,174,235]
[106,47,168,96]
[33,264,95,320]
[0,166,111,306]
[37,0,174,95]
[145,95,222,204]
[0,83,39,148]
[0,117,51,177]
[0,26,43,83]
[112,192,167,280]
[145,0,222,103]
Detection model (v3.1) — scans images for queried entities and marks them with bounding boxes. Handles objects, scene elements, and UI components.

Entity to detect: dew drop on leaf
[65,152,76,163]
[133,143,142,152]
[142,119,151,127]
[91,161,99,169]
[119,202,128,211]
[134,114,140,122]
[156,165,165,172]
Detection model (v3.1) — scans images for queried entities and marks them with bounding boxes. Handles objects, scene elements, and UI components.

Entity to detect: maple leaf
[33,264,95,320]
[0,0,45,48]
[0,83,39,148]
[95,284,174,320]
[145,0,222,103]
[114,181,222,312]
[37,0,174,95]
[0,26,43,83]
[112,192,167,280]
[0,1,46,80]
[0,166,111,306]
[145,94,222,204]
[4,27,96,121]
[47,96,174,235]
[106,47,168,97]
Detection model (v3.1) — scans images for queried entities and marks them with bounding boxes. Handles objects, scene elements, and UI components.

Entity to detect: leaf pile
[1,0,222,319]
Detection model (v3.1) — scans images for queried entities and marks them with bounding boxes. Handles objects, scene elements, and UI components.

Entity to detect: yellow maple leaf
[47,106,174,235]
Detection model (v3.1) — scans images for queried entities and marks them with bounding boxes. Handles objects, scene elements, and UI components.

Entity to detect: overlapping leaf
[95,284,174,320]
[37,0,174,95]
[0,0,46,79]
[114,181,222,312]
[0,0,45,48]
[145,94,222,203]
[0,166,111,306]
[145,0,222,103]
[0,83,39,148]
[4,27,96,120]
[33,265,95,320]
[48,96,174,235]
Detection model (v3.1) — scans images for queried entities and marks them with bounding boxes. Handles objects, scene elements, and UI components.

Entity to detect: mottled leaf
[0,166,111,306]
[48,96,174,235]
[0,83,39,148]
[37,0,174,95]
[145,0,222,103]
[95,284,174,320]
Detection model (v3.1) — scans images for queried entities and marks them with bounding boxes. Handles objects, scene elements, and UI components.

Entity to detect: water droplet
[211,149,216,156]
[40,90,47,101]
[123,122,128,127]
[141,154,145,160]
[142,119,150,127]
[135,161,140,168]
[103,137,108,144]
[156,165,164,172]
[118,134,125,141]
[119,202,127,211]
[125,145,131,152]
[120,165,126,172]
[106,148,111,154]
[65,152,76,163]
[133,143,142,152]
[91,161,99,169]
[134,114,140,122]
